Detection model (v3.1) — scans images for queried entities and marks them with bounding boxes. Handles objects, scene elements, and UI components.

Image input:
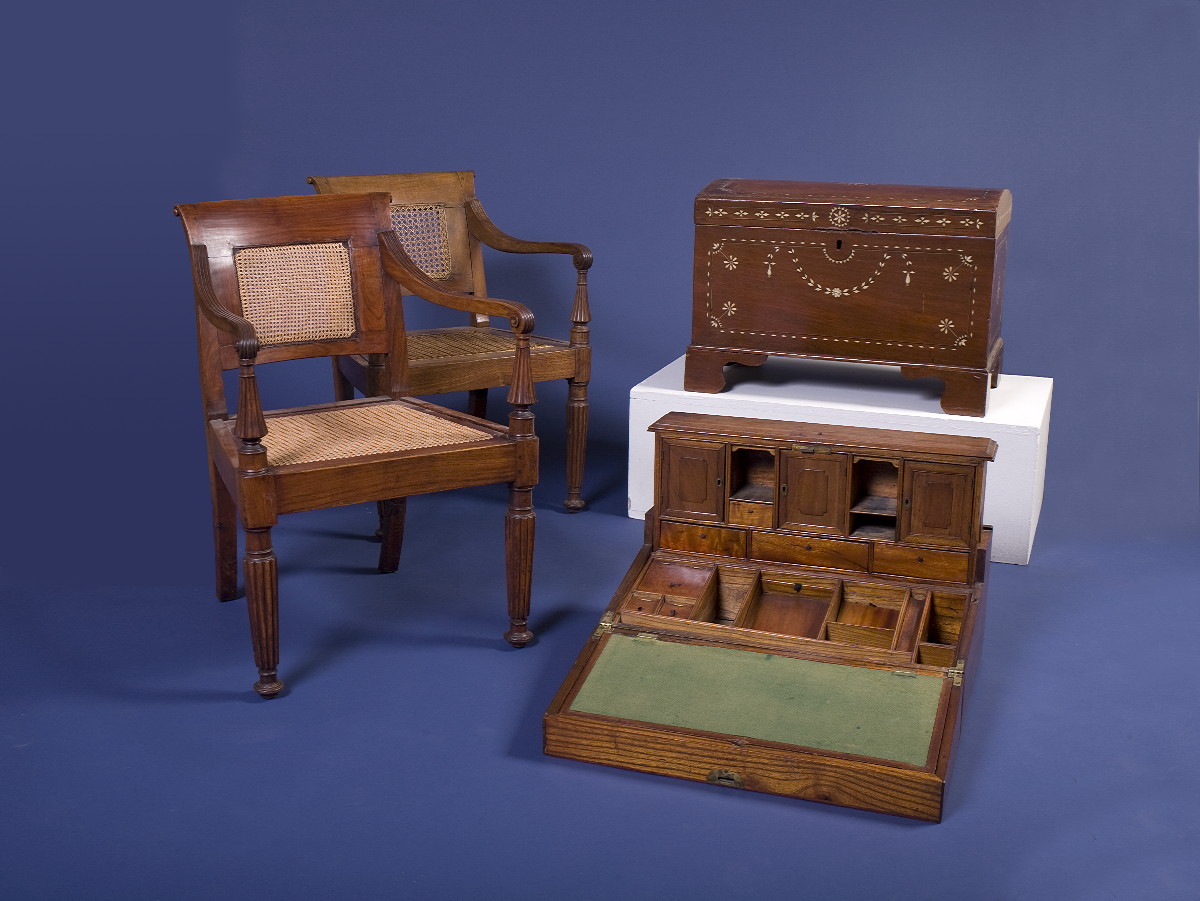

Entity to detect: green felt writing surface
[570,633,944,766]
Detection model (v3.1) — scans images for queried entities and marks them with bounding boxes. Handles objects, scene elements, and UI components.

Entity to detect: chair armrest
[189,245,266,446]
[190,245,260,361]
[378,231,535,334]
[465,198,592,272]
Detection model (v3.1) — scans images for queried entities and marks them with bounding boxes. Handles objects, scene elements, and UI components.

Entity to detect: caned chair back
[307,172,484,298]
[175,192,401,416]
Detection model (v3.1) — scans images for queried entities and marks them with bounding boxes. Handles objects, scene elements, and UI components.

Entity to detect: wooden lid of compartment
[651,412,997,462]
[695,179,1012,238]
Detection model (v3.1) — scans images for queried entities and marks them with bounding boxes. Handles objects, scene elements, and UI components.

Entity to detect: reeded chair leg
[377,497,406,574]
[467,388,488,420]
[564,376,589,511]
[503,484,535,647]
[243,526,283,698]
[209,458,239,601]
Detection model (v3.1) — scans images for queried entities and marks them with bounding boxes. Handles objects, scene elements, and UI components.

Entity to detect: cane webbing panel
[389,204,452,279]
[570,633,944,766]
[261,402,494,466]
[408,329,557,361]
[234,242,356,346]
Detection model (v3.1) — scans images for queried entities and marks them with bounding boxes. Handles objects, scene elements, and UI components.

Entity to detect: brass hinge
[947,660,965,687]
[591,612,615,639]
[791,443,832,454]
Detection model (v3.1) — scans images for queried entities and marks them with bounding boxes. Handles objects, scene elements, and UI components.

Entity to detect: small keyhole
[836,239,843,250]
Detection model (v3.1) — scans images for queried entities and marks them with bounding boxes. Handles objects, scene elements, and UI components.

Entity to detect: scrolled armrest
[188,244,266,446]
[465,198,592,271]
[378,230,535,334]
[190,244,260,361]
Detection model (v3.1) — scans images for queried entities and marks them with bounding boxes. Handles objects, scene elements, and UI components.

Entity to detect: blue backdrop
[4,2,1197,898]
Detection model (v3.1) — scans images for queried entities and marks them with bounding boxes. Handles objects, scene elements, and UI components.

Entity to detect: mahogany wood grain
[749,531,869,572]
[739,591,831,638]
[871,544,969,583]
[656,521,748,558]
[635,560,718,599]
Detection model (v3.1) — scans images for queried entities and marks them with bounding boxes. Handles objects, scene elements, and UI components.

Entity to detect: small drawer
[727,500,774,529]
[658,521,747,558]
[872,544,969,582]
[622,592,662,615]
[658,601,695,619]
[749,532,869,573]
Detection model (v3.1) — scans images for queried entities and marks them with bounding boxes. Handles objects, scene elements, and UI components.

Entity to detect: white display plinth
[628,355,1051,565]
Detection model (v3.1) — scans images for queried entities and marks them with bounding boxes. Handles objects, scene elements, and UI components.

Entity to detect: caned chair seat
[408,327,559,362]
[245,400,496,467]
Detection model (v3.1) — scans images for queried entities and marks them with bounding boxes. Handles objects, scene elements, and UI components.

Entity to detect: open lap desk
[546,412,997,821]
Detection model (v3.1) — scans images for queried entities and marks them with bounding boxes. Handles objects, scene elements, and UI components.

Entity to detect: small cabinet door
[899,461,977,548]
[659,439,726,523]
[778,451,848,534]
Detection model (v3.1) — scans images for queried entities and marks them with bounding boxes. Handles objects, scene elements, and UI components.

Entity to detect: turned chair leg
[243,526,283,698]
[209,458,239,602]
[503,484,535,647]
[377,497,406,574]
[564,376,589,511]
[467,388,488,420]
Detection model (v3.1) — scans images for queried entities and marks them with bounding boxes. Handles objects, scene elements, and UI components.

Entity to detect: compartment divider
[818,579,844,641]
[891,589,928,653]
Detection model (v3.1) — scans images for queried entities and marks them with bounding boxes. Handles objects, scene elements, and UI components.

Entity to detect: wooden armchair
[307,172,592,511]
[174,192,538,698]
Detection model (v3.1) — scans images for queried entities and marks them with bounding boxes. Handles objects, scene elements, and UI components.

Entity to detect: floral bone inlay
[705,239,977,350]
[769,244,907,299]
[699,203,987,234]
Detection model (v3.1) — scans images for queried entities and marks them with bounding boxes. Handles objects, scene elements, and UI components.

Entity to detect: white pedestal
[628,355,1052,565]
